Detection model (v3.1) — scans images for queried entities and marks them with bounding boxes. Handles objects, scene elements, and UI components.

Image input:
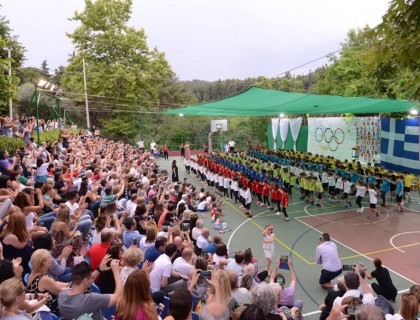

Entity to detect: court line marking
[390,231,420,253]
[302,288,411,317]
[303,204,390,226]
[223,199,312,265]
[296,218,418,285]
[227,210,269,251]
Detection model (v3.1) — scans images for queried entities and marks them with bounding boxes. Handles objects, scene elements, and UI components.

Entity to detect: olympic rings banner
[307,117,357,161]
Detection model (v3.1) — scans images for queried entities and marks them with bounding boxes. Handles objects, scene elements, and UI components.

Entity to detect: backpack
[375,295,395,315]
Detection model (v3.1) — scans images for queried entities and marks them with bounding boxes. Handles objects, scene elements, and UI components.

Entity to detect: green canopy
[164,87,417,116]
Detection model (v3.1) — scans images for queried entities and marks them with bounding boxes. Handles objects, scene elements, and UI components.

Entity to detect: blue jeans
[57,267,73,282]
[39,212,57,230]
[72,217,92,239]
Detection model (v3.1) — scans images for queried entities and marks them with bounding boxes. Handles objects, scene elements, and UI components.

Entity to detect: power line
[274,49,341,78]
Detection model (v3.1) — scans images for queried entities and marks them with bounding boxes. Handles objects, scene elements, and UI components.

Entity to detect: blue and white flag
[381,118,420,174]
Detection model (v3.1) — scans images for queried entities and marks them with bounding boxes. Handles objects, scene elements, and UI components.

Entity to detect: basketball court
[158,156,420,319]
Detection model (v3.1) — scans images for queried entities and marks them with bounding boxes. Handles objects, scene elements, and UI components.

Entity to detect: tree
[40,60,50,79]
[312,27,380,98]
[365,0,420,99]
[15,67,43,85]
[0,14,25,113]
[61,0,176,137]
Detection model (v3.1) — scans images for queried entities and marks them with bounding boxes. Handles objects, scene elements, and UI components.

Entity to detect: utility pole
[82,55,90,130]
[7,47,12,117]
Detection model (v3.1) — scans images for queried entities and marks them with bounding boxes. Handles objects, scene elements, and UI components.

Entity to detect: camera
[280,256,288,263]
[342,264,355,271]
[199,271,212,280]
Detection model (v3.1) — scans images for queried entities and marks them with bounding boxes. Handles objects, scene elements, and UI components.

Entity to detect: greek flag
[381,118,420,174]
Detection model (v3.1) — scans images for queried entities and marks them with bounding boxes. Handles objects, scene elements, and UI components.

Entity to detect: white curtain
[279,118,289,149]
[289,117,303,151]
[271,118,280,150]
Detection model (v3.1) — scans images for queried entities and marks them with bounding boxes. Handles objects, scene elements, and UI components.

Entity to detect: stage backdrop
[267,124,308,152]
[381,118,420,174]
[307,117,357,161]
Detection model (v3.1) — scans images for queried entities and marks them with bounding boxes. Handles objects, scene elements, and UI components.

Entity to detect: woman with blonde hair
[0,278,31,319]
[140,226,156,252]
[206,269,239,314]
[27,249,69,315]
[115,270,158,320]
[120,247,144,285]
[50,203,82,258]
[0,211,33,274]
[0,277,49,318]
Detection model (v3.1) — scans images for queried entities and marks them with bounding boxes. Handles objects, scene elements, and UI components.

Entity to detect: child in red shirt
[281,187,290,221]
[256,180,264,206]
[272,184,282,215]
[262,180,272,209]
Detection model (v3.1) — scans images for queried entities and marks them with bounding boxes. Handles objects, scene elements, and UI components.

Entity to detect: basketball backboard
[211,119,228,132]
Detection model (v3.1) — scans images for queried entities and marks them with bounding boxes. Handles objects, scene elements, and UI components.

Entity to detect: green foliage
[15,67,43,85]
[0,136,25,153]
[61,0,180,136]
[0,14,25,113]
[365,0,420,99]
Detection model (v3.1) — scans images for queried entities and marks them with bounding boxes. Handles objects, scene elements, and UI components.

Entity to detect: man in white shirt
[136,140,144,151]
[149,243,188,294]
[333,267,375,306]
[315,233,342,288]
[196,228,210,252]
[172,248,194,278]
[228,140,236,153]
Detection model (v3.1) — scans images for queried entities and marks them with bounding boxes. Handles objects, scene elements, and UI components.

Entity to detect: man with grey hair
[326,304,385,320]
[200,302,229,320]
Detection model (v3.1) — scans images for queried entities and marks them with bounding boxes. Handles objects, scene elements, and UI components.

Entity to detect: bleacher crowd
[0,116,419,320]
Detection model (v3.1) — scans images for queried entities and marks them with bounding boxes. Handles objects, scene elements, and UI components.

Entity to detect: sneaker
[356,208,360,213]
[284,217,290,221]
[268,207,274,210]
[247,214,253,218]
[344,205,349,208]
[275,211,281,216]
[316,203,322,207]
[260,203,265,207]
[310,201,315,205]
[360,207,364,213]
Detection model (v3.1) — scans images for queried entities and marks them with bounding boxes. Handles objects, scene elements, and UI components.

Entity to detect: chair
[23,273,30,285]
[50,313,60,320]
[160,296,171,319]
[90,283,101,293]
[101,306,116,320]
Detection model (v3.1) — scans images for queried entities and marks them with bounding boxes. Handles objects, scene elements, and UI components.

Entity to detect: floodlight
[410,108,418,115]
[279,113,285,118]
[179,113,184,117]
[49,85,55,92]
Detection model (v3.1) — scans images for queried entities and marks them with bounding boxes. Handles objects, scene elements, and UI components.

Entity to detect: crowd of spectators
[0,118,419,320]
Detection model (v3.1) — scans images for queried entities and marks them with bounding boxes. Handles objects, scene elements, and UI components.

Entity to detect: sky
[1,0,391,81]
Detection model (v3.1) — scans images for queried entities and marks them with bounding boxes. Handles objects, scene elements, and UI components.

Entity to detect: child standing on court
[263,224,275,274]
[281,187,290,221]
[367,183,379,219]
[355,180,367,213]
[395,175,405,212]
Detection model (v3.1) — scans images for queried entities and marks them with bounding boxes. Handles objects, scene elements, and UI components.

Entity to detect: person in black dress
[180,144,185,160]
[359,258,397,301]
[172,160,179,182]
